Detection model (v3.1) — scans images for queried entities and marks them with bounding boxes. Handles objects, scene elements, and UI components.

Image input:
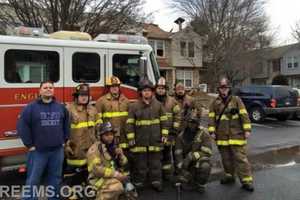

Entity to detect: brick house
[143,18,205,90]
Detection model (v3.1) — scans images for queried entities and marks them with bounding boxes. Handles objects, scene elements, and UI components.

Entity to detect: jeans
[22,147,64,200]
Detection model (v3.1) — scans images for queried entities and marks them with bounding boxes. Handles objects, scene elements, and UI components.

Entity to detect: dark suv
[233,85,300,122]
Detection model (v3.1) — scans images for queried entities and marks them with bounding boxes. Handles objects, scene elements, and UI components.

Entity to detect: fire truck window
[113,54,140,88]
[72,52,100,83]
[4,50,59,83]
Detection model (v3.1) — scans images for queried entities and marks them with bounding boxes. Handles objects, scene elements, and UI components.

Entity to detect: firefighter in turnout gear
[126,78,168,192]
[174,109,212,193]
[64,83,100,195]
[96,76,130,150]
[208,77,254,192]
[87,122,129,200]
[174,82,197,132]
[155,77,181,181]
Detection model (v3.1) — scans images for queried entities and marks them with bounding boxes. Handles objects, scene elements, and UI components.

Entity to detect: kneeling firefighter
[175,109,212,193]
[87,122,137,200]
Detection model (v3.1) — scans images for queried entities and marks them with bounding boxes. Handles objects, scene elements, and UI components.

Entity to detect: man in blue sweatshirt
[17,81,70,200]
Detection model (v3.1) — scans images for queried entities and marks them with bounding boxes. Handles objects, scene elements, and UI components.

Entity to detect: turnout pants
[218,145,253,184]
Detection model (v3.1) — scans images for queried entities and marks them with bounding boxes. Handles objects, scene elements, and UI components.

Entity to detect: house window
[188,42,195,57]
[176,70,193,88]
[287,56,299,69]
[287,57,293,68]
[149,39,165,57]
[180,41,186,57]
[294,56,298,68]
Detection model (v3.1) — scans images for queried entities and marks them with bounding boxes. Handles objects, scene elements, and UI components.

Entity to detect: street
[1,118,300,200]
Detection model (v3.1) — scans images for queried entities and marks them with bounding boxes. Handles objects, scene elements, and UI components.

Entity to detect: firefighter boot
[220,174,236,185]
[242,182,254,192]
[151,181,163,192]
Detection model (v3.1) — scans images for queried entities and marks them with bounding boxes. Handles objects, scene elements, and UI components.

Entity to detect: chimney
[174,17,185,31]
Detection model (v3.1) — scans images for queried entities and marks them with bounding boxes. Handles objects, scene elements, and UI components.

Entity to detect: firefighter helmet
[175,82,185,90]
[156,77,167,88]
[106,76,121,86]
[73,83,89,97]
[98,122,116,137]
[138,77,154,91]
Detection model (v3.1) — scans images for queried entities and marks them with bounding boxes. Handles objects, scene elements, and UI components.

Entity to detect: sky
[144,0,300,46]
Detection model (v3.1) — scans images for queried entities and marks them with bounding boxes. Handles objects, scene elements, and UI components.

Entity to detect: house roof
[143,23,171,40]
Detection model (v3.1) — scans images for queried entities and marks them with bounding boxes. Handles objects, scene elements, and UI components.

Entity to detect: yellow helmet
[106,76,121,86]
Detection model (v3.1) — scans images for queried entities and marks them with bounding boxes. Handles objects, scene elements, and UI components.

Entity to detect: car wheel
[276,114,290,121]
[249,107,264,123]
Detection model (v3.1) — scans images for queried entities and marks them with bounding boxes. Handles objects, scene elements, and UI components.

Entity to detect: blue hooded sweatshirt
[17,98,70,151]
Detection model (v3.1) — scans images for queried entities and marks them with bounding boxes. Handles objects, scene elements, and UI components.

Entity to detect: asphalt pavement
[139,164,300,200]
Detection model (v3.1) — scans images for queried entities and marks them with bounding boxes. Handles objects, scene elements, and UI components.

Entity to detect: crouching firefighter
[87,122,137,200]
[174,109,212,193]
[64,83,99,197]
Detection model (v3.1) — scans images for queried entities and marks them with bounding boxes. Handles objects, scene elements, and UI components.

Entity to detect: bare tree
[0,0,146,36]
[292,20,300,42]
[169,0,272,88]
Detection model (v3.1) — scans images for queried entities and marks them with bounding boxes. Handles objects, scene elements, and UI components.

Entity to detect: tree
[169,0,272,89]
[0,0,146,36]
[292,20,300,42]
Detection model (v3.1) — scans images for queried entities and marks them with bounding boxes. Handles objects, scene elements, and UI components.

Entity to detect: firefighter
[95,76,130,150]
[155,77,181,181]
[174,109,212,193]
[126,78,168,192]
[87,122,128,200]
[174,82,197,132]
[64,83,100,195]
[208,77,254,192]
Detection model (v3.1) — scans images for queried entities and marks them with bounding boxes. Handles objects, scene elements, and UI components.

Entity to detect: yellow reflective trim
[166,112,173,118]
[95,119,103,125]
[135,119,160,126]
[243,123,252,130]
[148,146,161,152]
[127,133,135,139]
[208,112,215,118]
[119,143,129,149]
[173,122,180,128]
[71,121,95,129]
[201,146,213,155]
[208,126,216,132]
[162,164,172,170]
[98,113,102,118]
[216,139,247,146]
[126,118,135,124]
[242,176,253,182]
[161,129,169,136]
[102,112,128,118]
[232,114,239,120]
[130,146,147,153]
[160,115,168,121]
[173,105,180,113]
[88,157,101,172]
[220,115,230,120]
[67,159,87,166]
[193,152,201,160]
[95,178,104,188]
[239,109,248,115]
[104,168,113,177]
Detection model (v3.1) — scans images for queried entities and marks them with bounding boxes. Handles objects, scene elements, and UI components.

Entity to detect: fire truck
[0,27,160,172]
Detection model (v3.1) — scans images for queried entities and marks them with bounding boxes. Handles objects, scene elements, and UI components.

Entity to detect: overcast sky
[144,0,300,46]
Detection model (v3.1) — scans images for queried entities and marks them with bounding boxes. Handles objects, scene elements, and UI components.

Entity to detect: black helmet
[138,78,154,91]
[98,122,115,137]
[73,83,90,97]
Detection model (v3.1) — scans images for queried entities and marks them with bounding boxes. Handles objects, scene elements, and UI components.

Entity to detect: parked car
[233,85,300,123]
